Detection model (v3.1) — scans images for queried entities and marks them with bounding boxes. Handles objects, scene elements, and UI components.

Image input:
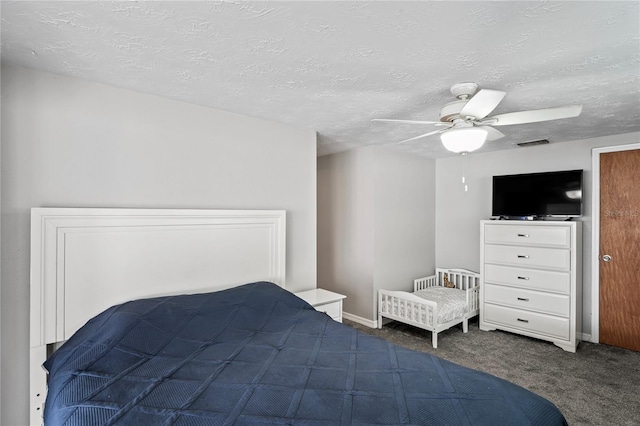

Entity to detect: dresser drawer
[484,224,570,248]
[484,284,570,316]
[484,264,570,294]
[484,304,570,340]
[484,244,571,271]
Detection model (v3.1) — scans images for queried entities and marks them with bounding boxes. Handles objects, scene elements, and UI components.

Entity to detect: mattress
[44,281,567,425]
[414,287,468,324]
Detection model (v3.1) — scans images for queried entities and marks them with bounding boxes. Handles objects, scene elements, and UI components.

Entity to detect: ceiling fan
[373,82,582,153]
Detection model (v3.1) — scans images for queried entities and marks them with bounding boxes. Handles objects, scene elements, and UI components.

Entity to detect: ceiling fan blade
[372,118,446,125]
[396,129,446,144]
[483,105,583,126]
[479,126,505,141]
[459,89,506,120]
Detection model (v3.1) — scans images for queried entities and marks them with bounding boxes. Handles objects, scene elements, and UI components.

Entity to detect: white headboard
[29,207,286,424]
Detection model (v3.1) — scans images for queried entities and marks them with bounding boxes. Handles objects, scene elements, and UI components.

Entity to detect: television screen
[492,170,583,218]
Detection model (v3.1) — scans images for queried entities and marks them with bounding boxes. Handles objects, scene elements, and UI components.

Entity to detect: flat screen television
[492,169,583,219]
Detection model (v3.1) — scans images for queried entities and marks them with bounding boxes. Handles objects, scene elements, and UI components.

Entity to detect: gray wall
[318,148,375,319]
[318,146,436,322]
[1,65,317,425]
[372,147,436,316]
[435,132,640,338]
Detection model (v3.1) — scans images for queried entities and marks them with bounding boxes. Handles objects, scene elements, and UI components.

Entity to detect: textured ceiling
[2,1,639,158]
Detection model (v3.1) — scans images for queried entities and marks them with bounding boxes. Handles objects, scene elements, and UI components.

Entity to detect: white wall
[1,64,317,425]
[318,146,436,322]
[435,132,640,338]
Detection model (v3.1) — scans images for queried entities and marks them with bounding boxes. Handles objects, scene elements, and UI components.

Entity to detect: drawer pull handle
[517,276,530,280]
[517,318,529,323]
[517,255,529,259]
[517,233,529,237]
[517,297,529,302]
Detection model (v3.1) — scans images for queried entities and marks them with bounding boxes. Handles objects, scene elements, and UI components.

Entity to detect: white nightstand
[295,288,346,323]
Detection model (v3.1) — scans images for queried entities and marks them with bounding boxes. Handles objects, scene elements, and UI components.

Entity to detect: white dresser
[295,288,346,323]
[479,220,582,352]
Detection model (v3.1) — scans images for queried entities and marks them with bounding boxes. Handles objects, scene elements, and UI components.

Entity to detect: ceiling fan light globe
[440,128,488,153]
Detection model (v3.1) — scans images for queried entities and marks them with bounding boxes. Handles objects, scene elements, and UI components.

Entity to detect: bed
[378,269,480,348]
[30,208,568,425]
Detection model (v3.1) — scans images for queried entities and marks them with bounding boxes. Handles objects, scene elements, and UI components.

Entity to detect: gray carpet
[346,318,640,426]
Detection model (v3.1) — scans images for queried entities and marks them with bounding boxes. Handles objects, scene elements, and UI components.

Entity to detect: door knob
[602,255,612,262]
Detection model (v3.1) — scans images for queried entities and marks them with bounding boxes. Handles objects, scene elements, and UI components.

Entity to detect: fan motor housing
[439,100,466,122]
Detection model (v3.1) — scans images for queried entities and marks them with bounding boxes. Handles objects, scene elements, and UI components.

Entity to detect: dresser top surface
[482,220,580,228]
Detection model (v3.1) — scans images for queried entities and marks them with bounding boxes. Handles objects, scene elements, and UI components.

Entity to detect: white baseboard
[342,311,377,328]
[344,312,598,345]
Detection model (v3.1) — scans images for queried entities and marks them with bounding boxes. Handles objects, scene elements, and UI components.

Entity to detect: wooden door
[599,149,640,351]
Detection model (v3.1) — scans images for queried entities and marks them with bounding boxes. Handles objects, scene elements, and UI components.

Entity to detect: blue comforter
[44,281,567,425]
